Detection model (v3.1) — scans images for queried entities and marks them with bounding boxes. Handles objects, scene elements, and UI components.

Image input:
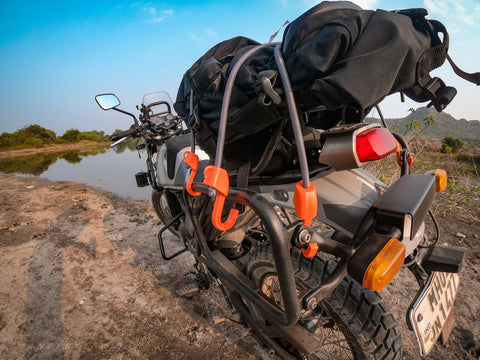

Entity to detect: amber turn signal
[425,169,447,193]
[434,169,447,193]
[348,234,406,291]
[362,238,405,291]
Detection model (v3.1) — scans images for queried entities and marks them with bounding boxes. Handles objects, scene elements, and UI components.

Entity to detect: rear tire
[245,243,403,360]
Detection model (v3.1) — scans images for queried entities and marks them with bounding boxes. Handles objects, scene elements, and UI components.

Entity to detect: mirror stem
[113,107,139,124]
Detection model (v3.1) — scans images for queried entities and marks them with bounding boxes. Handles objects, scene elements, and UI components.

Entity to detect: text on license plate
[408,272,459,356]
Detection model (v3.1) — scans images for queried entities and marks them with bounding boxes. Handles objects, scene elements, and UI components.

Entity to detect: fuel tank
[155,135,209,189]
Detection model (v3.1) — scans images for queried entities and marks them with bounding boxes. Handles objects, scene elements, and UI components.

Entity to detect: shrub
[441,137,464,154]
[60,129,81,143]
[0,132,16,148]
[19,125,56,143]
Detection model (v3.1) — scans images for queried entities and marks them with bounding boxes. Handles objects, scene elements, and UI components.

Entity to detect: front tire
[151,189,182,237]
[244,243,402,360]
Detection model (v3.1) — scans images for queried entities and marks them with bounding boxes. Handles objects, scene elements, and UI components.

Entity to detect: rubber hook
[184,151,201,196]
[203,165,239,231]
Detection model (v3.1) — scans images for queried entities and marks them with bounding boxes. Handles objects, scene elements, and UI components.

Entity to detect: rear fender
[255,168,386,238]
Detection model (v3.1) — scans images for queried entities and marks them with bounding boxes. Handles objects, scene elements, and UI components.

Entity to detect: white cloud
[187,28,220,45]
[131,2,173,23]
[350,0,379,9]
[205,28,217,37]
[424,0,480,26]
[151,9,174,23]
[303,0,379,10]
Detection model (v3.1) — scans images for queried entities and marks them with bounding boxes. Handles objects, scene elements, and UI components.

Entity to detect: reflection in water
[0,149,107,176]
[0,146,152,200]
[111,138,138,154]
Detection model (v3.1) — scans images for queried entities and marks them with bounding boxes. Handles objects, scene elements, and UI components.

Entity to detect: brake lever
[110,136,130,148]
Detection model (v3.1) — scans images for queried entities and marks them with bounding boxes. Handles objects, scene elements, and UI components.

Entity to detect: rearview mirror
[95,93,120,110]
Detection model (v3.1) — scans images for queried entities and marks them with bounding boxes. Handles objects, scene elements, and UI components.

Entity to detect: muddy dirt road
[0,174,479,359]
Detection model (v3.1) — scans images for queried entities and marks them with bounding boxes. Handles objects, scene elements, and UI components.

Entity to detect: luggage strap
[398,9,480,111]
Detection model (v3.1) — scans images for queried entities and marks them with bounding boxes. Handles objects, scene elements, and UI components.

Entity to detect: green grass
[365,144,480,222]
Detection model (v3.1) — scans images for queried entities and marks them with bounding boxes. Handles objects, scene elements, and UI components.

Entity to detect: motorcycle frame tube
[144,140,161,190]
[229,291,321,356]
[392,132,411,177]
[253,168,385,238]
[190,183,300,327]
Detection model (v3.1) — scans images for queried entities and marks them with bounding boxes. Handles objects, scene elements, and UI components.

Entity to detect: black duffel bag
[174,1,479,168]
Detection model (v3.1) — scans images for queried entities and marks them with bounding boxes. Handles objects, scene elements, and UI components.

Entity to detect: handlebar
[110,126,139,141]
[109,113,184,145]
[146,100,171,114]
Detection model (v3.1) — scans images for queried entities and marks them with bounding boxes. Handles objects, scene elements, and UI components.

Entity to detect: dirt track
[0,174,479,359]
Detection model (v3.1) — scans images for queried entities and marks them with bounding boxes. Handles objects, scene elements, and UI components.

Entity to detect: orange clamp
[293,181,317,227]
[184,151,201,196]
[395,143,413,168]
[408,155,413,168]
[395,143,402,167]
[302,243,319,258]
[203,165,239,231]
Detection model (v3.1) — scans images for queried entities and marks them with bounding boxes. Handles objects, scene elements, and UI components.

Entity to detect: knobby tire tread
[151,189,180,237]
[247,243,403,360]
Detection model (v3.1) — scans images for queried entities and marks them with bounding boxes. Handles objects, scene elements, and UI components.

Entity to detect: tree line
[0,125,110,150]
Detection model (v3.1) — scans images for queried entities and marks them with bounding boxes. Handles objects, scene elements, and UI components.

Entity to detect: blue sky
[0,0,479,136]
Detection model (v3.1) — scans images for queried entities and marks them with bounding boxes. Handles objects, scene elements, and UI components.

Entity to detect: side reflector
[363,238,405,291]
[356,128,397,163]
[434,169,447,192]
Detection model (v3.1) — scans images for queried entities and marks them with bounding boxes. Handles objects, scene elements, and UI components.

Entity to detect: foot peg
[176,273,209,298]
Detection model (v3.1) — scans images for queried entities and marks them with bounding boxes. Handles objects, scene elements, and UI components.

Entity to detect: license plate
[407,272,459,356]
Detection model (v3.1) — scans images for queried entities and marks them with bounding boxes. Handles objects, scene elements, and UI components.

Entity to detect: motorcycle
[95,87,464,359]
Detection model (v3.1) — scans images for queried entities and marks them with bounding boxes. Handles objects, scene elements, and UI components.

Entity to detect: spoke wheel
[243,243,402,360]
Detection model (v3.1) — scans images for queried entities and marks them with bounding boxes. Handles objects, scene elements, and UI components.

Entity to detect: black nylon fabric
[173,1,453,165]
[289,8,431,112]
[174,36,260,120]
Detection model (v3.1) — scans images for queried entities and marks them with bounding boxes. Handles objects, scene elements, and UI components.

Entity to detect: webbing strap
[416,18,480,86]
[447,54,480,86]
[416,19,449,88]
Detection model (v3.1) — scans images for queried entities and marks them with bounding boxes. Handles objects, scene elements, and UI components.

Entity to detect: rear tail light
[356,128,398,163]
[318,124,397,171]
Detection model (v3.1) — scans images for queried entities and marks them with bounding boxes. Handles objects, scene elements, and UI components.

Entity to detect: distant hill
[369,107,480,142]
